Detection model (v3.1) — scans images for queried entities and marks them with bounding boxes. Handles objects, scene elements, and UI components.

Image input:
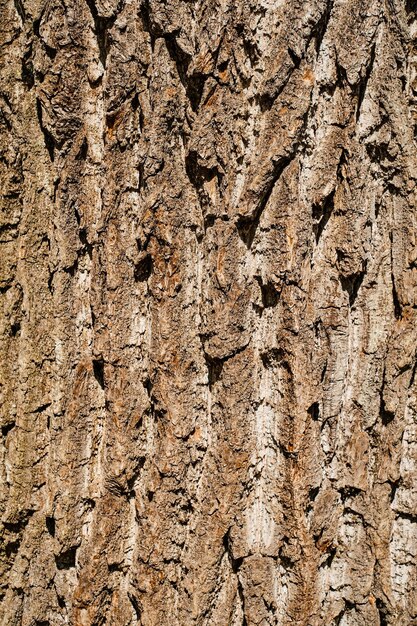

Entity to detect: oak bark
[1,1,417,625]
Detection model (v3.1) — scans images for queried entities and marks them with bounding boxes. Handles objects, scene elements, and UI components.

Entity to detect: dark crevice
[136,233,151,254]
[128,591,143,622]
[202,341,249,390]
[79,228,93,259]
[279,441,299,460]
[36,99,55,161]
[339,262,367,307]
[239,585,248,626]
[242,36,260,68]
[11,321,21,336]
[46,516,55,536]
[380,400,395,426]
[134,253,152,282]
[366,141,397,167]
[43,43,57,61]
[308,402,320,421]
[0,222,19,237]
[84,0,117,68]
[203,215,216,231]
[236,156,291,248]
[409,360,417,390]
[223,530,243,573]
[396,510,417,523]
[185,150,219,187]
[78,228,88,245]
[313,190,335,243]
[255,277,280,309]
[1,422,16,437]
[278,543,296,570]
[131,93,139,111]
[406,0,416,13]
[48,272,54,295]
[344,600,355,611]
[389,229,402,319]
[391,273,402,319]
[33,402,51,413]
[76,137,88,161]
[21,43,34,89]
[3,511,33,533]
[0,107,12,131]
[13,0,25,21]
[312,0,334,55]
[64,259,78,276]
[262,596,277,616]
[57,595,66,609]
[335,59,349,87]
[388,478,400,503]
[380,387,395,426]
[34,16,58,60]
[376,598,389,626]
[379,365,395,425]
[185,149,223,221]
[139,0,156,49]
[127,460,145,493]
[320,546,336,568]
[260,282,280,308]
[143,378,167,426]
[143,377,152,397]
[53,177,60,202]
[165,34,206,112]
[258,64,296,111]
[223,529,246,623]
[5,539,20,557]
[356,41,376,121]
[338,486,362,503]
[205,355,224,390]
[92,358,105,389]
[108,563,123,572]
[309,486,320,501]
[287,47,301,68]
[55,547,77,570]
[106,109,120,130]
[260,347,291,373]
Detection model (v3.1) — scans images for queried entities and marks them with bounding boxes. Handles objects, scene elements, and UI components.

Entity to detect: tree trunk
[1,1,417,624]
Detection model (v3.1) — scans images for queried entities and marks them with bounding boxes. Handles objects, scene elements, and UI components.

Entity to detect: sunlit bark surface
[1,1,417,624]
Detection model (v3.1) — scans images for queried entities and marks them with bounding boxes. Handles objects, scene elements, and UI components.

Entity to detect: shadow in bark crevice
[236,156,291,249]
[84,0,119,68]
[55,546,77,570]
[36,98,55,161]
[339,263,366,307]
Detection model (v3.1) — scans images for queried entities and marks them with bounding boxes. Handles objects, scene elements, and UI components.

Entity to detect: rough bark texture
[1,0,417,624]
